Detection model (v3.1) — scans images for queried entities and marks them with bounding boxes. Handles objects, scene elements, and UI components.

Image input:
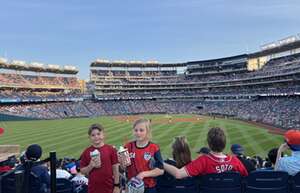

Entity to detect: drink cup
[118,146,131,167]
[90,149,101,168]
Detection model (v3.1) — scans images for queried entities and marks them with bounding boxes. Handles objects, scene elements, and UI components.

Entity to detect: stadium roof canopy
[91,36,300,68]
[0,60,78,74]
[249,40,300,58]
[186,54,248,65]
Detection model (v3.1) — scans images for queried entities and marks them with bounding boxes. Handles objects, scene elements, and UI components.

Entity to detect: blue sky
[0,0,299,79]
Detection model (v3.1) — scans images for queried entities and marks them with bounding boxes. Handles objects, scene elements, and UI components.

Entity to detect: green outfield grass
[0,114,284,160]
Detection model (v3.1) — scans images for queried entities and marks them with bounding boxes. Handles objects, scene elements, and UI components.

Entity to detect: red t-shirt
[184,153,248,177]
[125,141,163,188]
[0,166,12,172]
[80,144,118,193]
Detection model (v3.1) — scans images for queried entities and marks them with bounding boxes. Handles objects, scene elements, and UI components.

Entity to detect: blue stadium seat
[157,175,198,193]
[157,159,199,193]
[156,171,176,193]
[56,178,74,193]
[0,170,24,193]
[0,170,17,193]
[198,172,242,193]
[74,184,88,193]
[245,170,289,193]
[173,177,199,193]
[291,172,300,193]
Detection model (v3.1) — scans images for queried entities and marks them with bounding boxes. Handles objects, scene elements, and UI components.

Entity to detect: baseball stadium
[1,32,300,193]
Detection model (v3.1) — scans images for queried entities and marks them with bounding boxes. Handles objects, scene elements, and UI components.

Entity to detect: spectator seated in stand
[231,144,256,173]
[261,148,281,170]
[51,158,72,179]
[71,161,88,193]
[17,144,50,193]
[163,127,248,180]
[157,136,198,193]
[275,129,300,176]
[0,155,17,173]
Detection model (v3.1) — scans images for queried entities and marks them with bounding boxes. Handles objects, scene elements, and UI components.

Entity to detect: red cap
[285,130,300,145]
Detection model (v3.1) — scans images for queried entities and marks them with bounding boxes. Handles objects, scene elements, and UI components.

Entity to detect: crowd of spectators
[198,96,300,129]
[95,82,300,101]
[0,90,82,102]
[0,100,197,119]
[89,54,300,109]
[93,53,300,87]
[0,73,80,88]
[0,96,299,130]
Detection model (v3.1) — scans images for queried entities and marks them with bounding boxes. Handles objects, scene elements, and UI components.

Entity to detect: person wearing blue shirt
[275,130,300,176]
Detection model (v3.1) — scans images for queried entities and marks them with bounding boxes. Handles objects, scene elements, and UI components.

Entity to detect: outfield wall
[0,113,38,121]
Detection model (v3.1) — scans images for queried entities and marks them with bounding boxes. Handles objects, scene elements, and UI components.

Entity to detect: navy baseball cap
[197,147,211,154]
[26,144,42,161]
[231,144,244,155]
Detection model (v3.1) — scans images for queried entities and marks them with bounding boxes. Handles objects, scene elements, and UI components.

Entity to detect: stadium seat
[173,177,199,193]
[197,172,242,193]
[245,170,289,193]
[74,184,88,193]
[157,174,198,193]
[291,172,300,193]
[157,159,199,193]
[0,169,24,193]
[156,171,176,193]
[56,178,74,193]
[157,163,198,193]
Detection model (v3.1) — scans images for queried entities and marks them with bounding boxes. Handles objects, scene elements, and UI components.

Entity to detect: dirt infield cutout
[113,115,206,124]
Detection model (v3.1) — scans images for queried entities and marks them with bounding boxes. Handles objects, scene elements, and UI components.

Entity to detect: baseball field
[0,114,284,160]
